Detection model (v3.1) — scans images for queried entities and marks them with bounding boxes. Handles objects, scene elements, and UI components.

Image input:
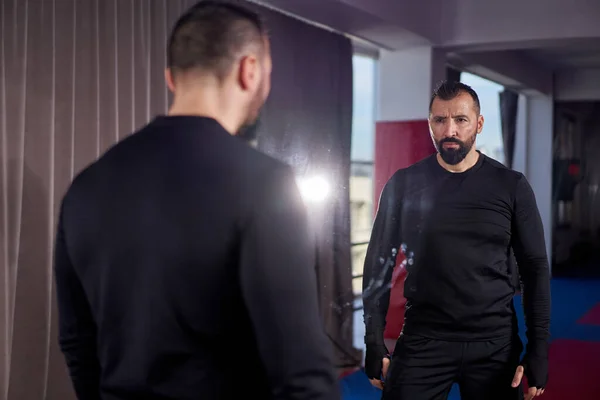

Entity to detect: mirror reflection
[1,1,596,400]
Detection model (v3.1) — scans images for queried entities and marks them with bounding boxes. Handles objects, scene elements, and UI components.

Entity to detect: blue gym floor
[340,278,600,399]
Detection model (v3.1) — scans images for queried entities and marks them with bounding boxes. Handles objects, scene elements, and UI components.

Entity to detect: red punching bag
[373,120,435,340]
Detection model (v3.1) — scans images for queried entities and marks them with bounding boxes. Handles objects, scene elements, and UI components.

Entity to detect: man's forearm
[511,176,551,359]
[521,261,551,358]
[362,181,401,348]
[364,305,388,348]
[362,251,395,379]
[363,264,394,347]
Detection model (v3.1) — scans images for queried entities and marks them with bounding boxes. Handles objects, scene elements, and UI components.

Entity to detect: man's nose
[442,120,457,138]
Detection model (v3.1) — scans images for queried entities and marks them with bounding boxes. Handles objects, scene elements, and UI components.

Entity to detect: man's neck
[436,149,480,173]
[168,93,241,135]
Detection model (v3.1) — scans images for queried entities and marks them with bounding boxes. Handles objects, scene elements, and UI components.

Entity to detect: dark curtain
[249,5,360,368]
[0,1,192,398]
[500,89,519,169]
[498,89,520,290]
[447,67,462,83]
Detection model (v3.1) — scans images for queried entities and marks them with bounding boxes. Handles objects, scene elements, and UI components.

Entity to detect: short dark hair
[167,1,266,80]
[429,81,481,114]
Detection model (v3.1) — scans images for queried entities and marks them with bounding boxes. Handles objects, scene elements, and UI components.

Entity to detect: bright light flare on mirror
[297,176,330,204]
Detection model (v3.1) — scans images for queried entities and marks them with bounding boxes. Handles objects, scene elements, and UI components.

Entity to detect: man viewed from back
[54,1,338,399]
[362,81,551,400]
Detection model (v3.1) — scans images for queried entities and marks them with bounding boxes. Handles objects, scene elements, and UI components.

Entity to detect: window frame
[349,51,378,306]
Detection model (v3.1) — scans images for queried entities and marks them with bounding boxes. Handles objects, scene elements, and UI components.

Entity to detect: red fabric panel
[578,303,600,325]
[537,340,600,399]
[374,120,434,210]
[373,120,436,340]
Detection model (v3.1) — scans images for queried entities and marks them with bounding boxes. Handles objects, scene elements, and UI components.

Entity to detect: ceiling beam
[337,0,443,43]
[555,69,600,101]
[448,51,553,96]
[439,0,600,51]
[251,0,428,51]
[441,38,600,54]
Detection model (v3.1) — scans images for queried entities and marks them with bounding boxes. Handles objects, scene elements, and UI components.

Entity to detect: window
[350,54,377,296]
[460,72,506,164]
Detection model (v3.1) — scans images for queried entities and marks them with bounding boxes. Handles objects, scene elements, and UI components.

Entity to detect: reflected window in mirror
[350,54,377,295]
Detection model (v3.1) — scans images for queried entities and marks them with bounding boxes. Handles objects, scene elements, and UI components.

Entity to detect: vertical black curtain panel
[499,89,519,169]
[248,4,360,368]
[447,67,462,83]
[498,88,520,290]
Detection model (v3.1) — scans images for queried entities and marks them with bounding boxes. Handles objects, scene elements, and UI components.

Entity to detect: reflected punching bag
[373,120,435,340]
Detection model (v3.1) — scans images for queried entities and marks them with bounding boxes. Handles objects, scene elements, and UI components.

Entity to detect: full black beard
[435,136,475,165]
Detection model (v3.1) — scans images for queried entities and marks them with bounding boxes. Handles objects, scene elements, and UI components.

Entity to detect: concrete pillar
[525,94,554,270]
[378,46,446,122]
[374,46,445,204]
[512,94,528,175]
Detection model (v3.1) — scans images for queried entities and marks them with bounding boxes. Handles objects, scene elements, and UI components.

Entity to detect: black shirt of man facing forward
[362,81,550,400]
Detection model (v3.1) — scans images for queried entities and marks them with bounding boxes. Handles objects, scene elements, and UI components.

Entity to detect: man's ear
[477,114,485,134]
[165,68,176,93]
[238,55,260,92]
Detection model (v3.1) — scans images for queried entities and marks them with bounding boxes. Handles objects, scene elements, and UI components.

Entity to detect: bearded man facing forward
[362,81,551,400]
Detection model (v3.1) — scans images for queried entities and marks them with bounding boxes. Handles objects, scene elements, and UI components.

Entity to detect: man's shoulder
[242,145,290,172]
[477,155,535,204]
[389,154,436,184]
[481,154,525,183]
[404,154,436,173]
[388,154,436,179]
[230,142,294,186]
[64,131,140,198]
[62,124,294,216]
[228,147,299,221]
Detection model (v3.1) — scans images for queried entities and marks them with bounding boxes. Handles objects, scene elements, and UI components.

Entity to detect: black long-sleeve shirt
[362,153,551,385]
[54,116,339,400]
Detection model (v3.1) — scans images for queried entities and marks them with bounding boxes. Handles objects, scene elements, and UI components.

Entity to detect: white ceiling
[523,41,600,70]
[251,0,600,95]
[251,0,429,51]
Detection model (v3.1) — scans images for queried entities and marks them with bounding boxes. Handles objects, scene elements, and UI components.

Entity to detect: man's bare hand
[368,357,390,390]
[512,365,545,400]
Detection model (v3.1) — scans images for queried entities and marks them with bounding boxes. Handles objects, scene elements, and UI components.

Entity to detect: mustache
[440,137,463,145]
